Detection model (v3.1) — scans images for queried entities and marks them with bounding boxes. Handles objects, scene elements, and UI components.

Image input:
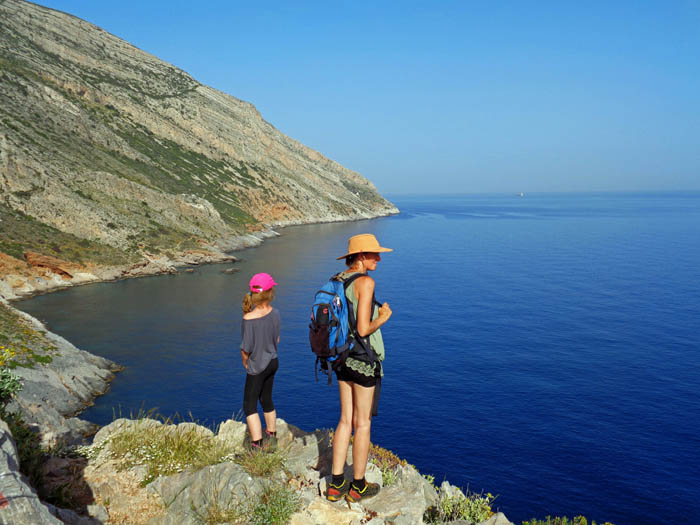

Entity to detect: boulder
[215,418,247,450]
[176,421,214,438]
[92,417,143,446]
[286,430,333,480]
[289,498,365,525]
[361,463,437,525]
[148,462,266,525]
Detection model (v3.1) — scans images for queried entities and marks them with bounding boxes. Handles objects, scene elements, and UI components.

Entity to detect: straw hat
[336,233,393,260]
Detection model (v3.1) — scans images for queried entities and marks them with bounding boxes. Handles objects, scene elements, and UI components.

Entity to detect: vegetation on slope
[0,207,136,266]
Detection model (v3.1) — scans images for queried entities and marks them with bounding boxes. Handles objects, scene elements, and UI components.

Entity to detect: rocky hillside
[0,0,397,295]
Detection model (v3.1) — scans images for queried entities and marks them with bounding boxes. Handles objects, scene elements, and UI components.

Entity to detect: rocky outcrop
[81,417,514,525]
[24,251,81,278]
[0,0,398,285]
[1,298,120,448]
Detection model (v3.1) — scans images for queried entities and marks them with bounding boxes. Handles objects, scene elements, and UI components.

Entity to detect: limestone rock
[149,462,265,525]
[2,299,120,447]
[289,498,365,525]
[176,421,214,438]
[478,512,515,525]
[45,503,101,525]
[0,420,62,524]
[275,417,308,447]
[92,417,140,446]
[286,429,334,481]
[353,464,434,525]
[215,418,247,451]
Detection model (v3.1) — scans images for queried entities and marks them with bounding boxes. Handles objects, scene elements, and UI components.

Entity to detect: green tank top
[342,271,385,378]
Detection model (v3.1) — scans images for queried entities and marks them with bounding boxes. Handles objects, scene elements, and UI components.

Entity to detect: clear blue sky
[34,1,700,194]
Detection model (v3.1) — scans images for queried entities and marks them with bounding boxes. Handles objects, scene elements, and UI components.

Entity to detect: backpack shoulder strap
[340,271,368,289]
[339,272,380,364]
[342,273,380,306]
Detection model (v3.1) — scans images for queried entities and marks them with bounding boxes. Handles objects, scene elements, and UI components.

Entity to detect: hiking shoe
[246,438,265,452]
[346,481,380,503]
[263,431,278,452]
[325,479,350,502]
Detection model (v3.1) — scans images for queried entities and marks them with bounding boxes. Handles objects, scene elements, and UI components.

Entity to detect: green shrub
[195,481,299,525]
[250,483,301,525]
[368,442,407,487]
[0,303,58,369]
[0,368,22,404]
[425,489,496,524]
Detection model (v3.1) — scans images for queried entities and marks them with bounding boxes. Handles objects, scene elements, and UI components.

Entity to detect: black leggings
[243,358,278,417]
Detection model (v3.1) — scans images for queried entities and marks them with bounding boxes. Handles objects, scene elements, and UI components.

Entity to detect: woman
[326,233,393,503]
[240,272,280,451]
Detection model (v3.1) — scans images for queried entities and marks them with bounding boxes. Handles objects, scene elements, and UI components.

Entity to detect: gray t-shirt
[240,308,280,375]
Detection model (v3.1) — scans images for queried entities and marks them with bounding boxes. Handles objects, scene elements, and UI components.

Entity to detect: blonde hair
[242,287,276,314]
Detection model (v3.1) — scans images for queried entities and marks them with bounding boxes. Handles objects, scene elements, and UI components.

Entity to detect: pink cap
[249,272,277,293]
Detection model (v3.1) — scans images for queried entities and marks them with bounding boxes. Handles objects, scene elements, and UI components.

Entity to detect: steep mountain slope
[0,0,397,270]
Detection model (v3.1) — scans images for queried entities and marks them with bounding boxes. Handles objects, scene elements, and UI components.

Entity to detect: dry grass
[105,420,236,485]
[236,448,286,478]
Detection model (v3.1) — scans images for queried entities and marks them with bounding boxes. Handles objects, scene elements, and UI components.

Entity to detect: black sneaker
[346,481,380,503]
[325,478,350,502]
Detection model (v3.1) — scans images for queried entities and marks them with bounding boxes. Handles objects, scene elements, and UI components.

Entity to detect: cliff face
[0,0,397,264]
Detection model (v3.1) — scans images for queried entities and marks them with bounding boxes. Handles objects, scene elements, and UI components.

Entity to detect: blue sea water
[16,192,700,524]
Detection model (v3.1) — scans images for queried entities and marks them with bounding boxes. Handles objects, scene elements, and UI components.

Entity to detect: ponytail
[242,292,254,314]
[242,287,276,314]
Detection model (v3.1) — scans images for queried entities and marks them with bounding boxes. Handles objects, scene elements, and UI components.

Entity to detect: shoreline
[0,230,275,303]
[0,207,399,303]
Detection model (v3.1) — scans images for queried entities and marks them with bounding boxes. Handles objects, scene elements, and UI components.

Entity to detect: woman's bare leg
[332,380,354,475]
[351,383,375,480]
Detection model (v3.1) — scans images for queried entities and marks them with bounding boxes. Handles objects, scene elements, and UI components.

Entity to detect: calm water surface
[17,192,700,524]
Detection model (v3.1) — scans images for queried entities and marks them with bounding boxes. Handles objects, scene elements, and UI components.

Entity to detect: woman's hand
[378,302,392,321]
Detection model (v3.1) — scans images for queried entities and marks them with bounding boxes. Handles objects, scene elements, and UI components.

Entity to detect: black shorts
[334,360,379,388]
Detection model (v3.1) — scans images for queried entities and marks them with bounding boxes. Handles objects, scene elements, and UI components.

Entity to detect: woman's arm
[354,276,392,337]
[241,349,249,369]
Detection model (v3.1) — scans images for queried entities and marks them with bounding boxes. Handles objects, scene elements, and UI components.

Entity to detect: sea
[15,192,700,524]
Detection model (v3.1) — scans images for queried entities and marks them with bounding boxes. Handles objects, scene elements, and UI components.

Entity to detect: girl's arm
[241,349,249,369]
[354,276,392,337]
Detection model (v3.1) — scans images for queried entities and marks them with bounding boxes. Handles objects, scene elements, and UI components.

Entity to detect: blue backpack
[309,272,376,383]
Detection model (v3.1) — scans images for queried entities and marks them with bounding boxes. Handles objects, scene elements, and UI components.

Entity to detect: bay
[16,192,700,524]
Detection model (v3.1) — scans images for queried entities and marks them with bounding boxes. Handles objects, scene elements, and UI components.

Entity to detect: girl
[326,233,393,503]
[240,272,280,451]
